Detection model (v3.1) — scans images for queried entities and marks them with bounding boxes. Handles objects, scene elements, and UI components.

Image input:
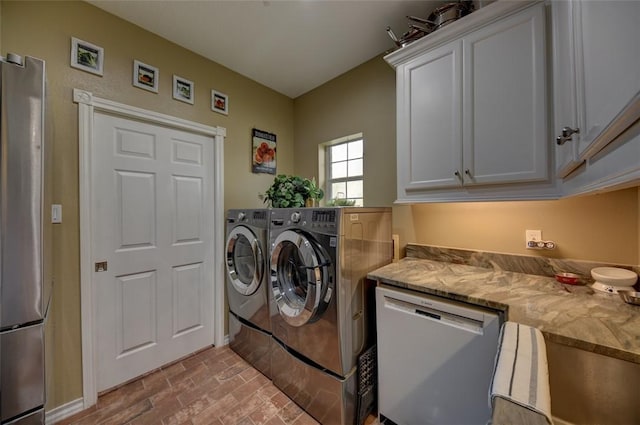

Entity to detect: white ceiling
[88,0,444,98]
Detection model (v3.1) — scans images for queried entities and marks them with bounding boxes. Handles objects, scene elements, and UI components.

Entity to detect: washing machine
[269,207,392,425]
[225,208,272,377]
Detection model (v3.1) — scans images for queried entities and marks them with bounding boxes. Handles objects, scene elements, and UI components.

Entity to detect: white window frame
[323,133,364,206]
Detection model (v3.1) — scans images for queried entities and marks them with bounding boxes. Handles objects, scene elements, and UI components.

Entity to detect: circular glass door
[226,226,264,296]
[270,230,332,327]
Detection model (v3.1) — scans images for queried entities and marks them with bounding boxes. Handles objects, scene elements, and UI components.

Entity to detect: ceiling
[88,0,444,98]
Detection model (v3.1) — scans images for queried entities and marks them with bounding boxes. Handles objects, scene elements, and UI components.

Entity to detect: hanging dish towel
[490,321,553,424]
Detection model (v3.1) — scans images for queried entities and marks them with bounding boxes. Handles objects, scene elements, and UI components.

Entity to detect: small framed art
[133,60,159,93]
[252,128,276,174]
[211,90,228,115]
[173,75,194,104]
[70,37,104,76]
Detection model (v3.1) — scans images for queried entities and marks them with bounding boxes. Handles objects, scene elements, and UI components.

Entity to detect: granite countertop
[368,257,640,364]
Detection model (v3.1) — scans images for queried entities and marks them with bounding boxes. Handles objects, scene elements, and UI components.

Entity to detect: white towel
[490,321,553,424]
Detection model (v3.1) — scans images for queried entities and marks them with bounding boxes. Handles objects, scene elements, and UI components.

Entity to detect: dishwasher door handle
[383,294,485,335]
[415,309,441,320]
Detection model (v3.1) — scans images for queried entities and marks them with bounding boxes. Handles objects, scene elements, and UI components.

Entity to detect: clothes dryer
[225,209,272,377]
[269,207,392,425]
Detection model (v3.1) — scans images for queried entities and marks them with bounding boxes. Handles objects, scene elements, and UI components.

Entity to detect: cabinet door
[576,0,640,159]
[397,40,463,193]
[463,3,548,185]
[552,0,582,177]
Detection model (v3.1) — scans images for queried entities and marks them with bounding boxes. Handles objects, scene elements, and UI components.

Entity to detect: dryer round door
[270,230,333,327]
[226,226,264,296]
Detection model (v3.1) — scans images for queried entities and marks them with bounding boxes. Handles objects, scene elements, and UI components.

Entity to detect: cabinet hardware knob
[464,169,471,176]
[556,126,580,145]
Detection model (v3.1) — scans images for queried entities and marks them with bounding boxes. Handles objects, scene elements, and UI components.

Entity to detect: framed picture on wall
[252,128,276,174]
[173,75,194,104]
[211,90,228,115]
[133,60,159,93]
[70,37,104,76]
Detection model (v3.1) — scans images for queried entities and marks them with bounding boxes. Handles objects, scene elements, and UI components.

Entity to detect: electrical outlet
[525,229,541,249]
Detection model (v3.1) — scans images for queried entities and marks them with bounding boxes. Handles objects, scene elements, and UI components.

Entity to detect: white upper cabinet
[553,0,640,179]
[399,41,463,191]
[462,7,547,185]
[387,1,552,202]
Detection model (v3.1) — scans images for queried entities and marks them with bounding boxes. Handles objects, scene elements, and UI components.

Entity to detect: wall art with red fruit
[251,128,276,174]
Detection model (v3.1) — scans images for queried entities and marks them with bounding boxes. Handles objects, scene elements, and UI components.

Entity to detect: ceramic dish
[591,267,638,287]
[618,290,640,306]
[555,272,581,285]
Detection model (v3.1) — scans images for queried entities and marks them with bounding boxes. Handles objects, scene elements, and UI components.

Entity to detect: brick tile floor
[55,345,377,425]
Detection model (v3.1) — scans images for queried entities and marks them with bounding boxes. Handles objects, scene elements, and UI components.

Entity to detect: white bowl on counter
[590,267,638,294]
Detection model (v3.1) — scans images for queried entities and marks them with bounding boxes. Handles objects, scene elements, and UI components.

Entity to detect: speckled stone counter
[368,255,640,364]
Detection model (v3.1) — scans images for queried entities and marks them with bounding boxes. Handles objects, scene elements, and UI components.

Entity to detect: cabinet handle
[556,126,580,145]
[454,170,462,181]
[464,169,472,177]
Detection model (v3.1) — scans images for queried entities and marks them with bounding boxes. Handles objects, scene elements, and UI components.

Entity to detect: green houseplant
[264,174,324,208]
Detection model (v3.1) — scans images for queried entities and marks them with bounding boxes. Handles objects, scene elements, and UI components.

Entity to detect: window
[326,137,364,206]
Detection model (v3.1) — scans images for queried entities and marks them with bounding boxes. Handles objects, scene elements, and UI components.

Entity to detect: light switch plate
[52,204,62,223]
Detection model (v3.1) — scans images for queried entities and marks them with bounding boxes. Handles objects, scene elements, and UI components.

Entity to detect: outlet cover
[525,229,541,249]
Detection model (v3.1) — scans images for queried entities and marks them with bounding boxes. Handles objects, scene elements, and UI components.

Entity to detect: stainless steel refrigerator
[0,54,51,425]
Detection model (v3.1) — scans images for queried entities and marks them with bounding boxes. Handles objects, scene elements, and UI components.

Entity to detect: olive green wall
[2,0,294,409]
[397,188,639,264]
[294,53,640,266]
[293,55,397,207]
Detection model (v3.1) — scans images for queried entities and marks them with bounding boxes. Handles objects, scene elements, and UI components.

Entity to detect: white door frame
[73,88,226,408]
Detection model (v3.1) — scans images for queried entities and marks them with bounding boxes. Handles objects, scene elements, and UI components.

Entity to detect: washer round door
[270,230,333,327]
[226,226,264,296]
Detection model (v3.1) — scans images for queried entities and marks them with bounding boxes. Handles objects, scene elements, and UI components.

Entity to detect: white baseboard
[46,397,84,425]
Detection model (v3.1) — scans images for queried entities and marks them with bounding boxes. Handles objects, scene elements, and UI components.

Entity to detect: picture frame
[173,75,194,104]
[211,90,229,115]
[70,37,104,76]
[252,128,276,174]
[133,60,159,93]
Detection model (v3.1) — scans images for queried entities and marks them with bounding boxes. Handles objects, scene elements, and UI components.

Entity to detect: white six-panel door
[92,112,214,392]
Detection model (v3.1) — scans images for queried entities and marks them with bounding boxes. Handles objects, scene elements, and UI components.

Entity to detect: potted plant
[264,174,324,208]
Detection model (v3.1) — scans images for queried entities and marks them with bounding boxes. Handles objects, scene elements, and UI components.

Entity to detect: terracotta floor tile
[278,401,304,424]
[265,415,288,425]
[237,416,256,425]
[248,397,280,425]
[99,399,152,425]
[167,361,209,386]
[191,393,239,425]
[53,345,376,425]
[178,373,244,407]
[232,375,270,402]
[161,394,215,425]
[291,412,321,425]
[129,396,181,425]
[239,364,262,381]
[255,383,281,401]
[216,359,251,380]
[269,392,292,410]
[161,361,187,379]
[219,393,266,425]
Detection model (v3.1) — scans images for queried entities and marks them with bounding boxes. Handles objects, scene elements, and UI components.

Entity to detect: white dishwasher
[376,285,501,425]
